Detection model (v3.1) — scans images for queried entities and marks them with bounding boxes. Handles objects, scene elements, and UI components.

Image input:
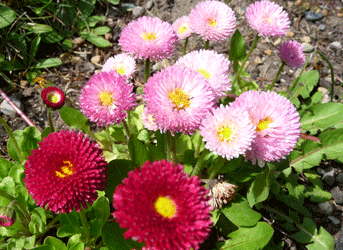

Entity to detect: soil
[1,0,343,249]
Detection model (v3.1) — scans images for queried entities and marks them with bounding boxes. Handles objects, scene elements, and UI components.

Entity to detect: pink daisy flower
[230,90,301,167]
[143,65,216,135]
[113,160,212,250]
[189,0,236,42]
[24,130,107,213]
[0,206,15,227]
[102,53,136,78]
[79,71,136,127]
[41,86,65,110]
[172,16,193,40]
[246,0,290,37]
[176,49,231,100]
[119,16,178,61]
[199,105,255,160]
[278,40,306,68]
[141,107,158,131]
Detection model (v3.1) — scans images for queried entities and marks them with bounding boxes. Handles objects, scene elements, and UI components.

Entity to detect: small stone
[318,201,334,215]
[145,0,154,10]
[322,166,336,186]
[132,6,145,18]
[328,215,340,225]
[121,3,135,10]
[71,56,82,65]
[0,96,23,117]
[254,57,263,65]
[302,42,314,53]
[305,11,324,21]
[82,62,95,73]
[318,24,326,31]
[272,38,282,46]
[329,41,342,50]
[336,172,343,184]
[91,55,101,65]
[331,186,343,204]
[264,49,272,56]
[301,36,311,43]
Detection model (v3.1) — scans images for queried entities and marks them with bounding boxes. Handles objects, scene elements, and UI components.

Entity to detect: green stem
[208,157,226,179]
[122,120,131,139]
[11,200,31,228]
[182,37,189,56]
[0,189,16,201]
[79,208,90,244]
[194,136,203,159]
[144,58,151,83]
[266,62,285,91]
[317,50,335,102]
[231,34,260,90]
[166,131,176,162]
[48,110,55,133]
[191,149,210,177]
[0,116,24,164]
[205,40,209,50]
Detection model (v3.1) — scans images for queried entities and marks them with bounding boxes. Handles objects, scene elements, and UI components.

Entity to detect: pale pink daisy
[246,0,290,37]
[230,90,301,167]
[141,107,158,131]
[176,49,231,100]
[172,16,193,40]
[143,65,216,135]
[199,105,255,160]
[278,40,305,68]
[119,16,178,61]
[79,71,136,127]
[102,53,136,77]
[189,0,236,42]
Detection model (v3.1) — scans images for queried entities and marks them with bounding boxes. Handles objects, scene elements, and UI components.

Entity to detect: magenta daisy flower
[113,160,212,250]
[41,86,65,110]
[278,40,306,68]
[0,206,15,227]
[24,130,107,213]
[176,49,231,100]
[141,107,158,131]
[230,90,301,167]
[172,16,193,40]
[119,16,178,61]
[143,65,216,135]
[246,0,290,37]
[199,105,255,160]
[189,0,236,42]
[79,71,136,127]
[102,53,136,77]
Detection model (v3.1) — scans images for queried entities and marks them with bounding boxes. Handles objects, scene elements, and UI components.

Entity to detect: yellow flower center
[47,93,60,103]
[217,125,233,142]
[115,65,126,75]
[98,91,114,106]
[256,117,273,132]
[197,69,211,79]
[141,31,157,41]
[168,88,191,110]
[179,25,188,34]
[208,18,216,27]
[55,161,75,178]
[154,196,177,219]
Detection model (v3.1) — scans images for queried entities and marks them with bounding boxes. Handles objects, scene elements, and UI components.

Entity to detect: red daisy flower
[113,160,212,250]
[24,130,107,214]
[41,86,65,110]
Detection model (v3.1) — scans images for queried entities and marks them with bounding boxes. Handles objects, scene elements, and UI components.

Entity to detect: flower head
[245,0,290,37]
[113,160,212,250]
[176,49,231,100]
[79,71,136,127]
[278,40,305,68]
[0,206,15,227]
[199,105,256,160]
[230,90,301,166]
[172,16,193,40]
[102,53,136,77]
[119,16,178,60]
[24,130,107,213]
[205,178,237,209]
[41,86,65,109]
[189,0,236,42]
[143,65,215,135]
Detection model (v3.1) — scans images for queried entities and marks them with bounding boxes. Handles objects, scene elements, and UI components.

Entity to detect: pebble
[302,42,314,53]
[329,41,342,50]
[318,201,334,215]
[0,95,23,117]
[132,6,145,18]
[318,24,326,31]
[145,0,154,10]
[322,166,336,186]
[330,186,343,204]
[336,172,343,184]
[301,36,311,43]
[305,11,324,21]
[82,62,95,73]
[254,57,263,65]
[328,215,340,225]
[91,55,101,65]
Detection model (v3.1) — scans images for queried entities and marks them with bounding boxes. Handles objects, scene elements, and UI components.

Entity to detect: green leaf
[306,186,332,203]
[23,23,53,34]
[102,222,144,250]
[59,106,91,134]
[0,157,16,179]
[32,58,62,69]
[221,195,261,227]
[29,245,54,250]
[247,167,270,207]
[128,134,149,167]
[290,128,343,171]
[78,0,96,18]
[62,38,73,51]
[229,30,246,63]
[105,0,120,5]
[44,236,67,250]
[93,26,111,35]
[0,4,17,29]
[41,30,64,43]
[80,32,111,47]
[57,212,81,237]
[26,70,41,84]
[29,36,41,64]
[217,222,274,250]
[85,15,106,27]
[291,70,319,99]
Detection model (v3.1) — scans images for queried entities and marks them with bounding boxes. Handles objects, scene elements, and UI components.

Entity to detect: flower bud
[0,206,15,227]
[41,86,65,110]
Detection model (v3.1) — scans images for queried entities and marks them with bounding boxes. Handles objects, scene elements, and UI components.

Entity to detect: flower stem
[0,116,24,164]
[166,131,176,162]
[266,61,285,91]
[182,37,189,56]
[79,208,90,244]
[144,58,151,83]
[47,110,55,133]
[191,149,210,177]
[231,34,260,90]
[122,120,131,140]
[205,40,209,50]
[208,157,226,179]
